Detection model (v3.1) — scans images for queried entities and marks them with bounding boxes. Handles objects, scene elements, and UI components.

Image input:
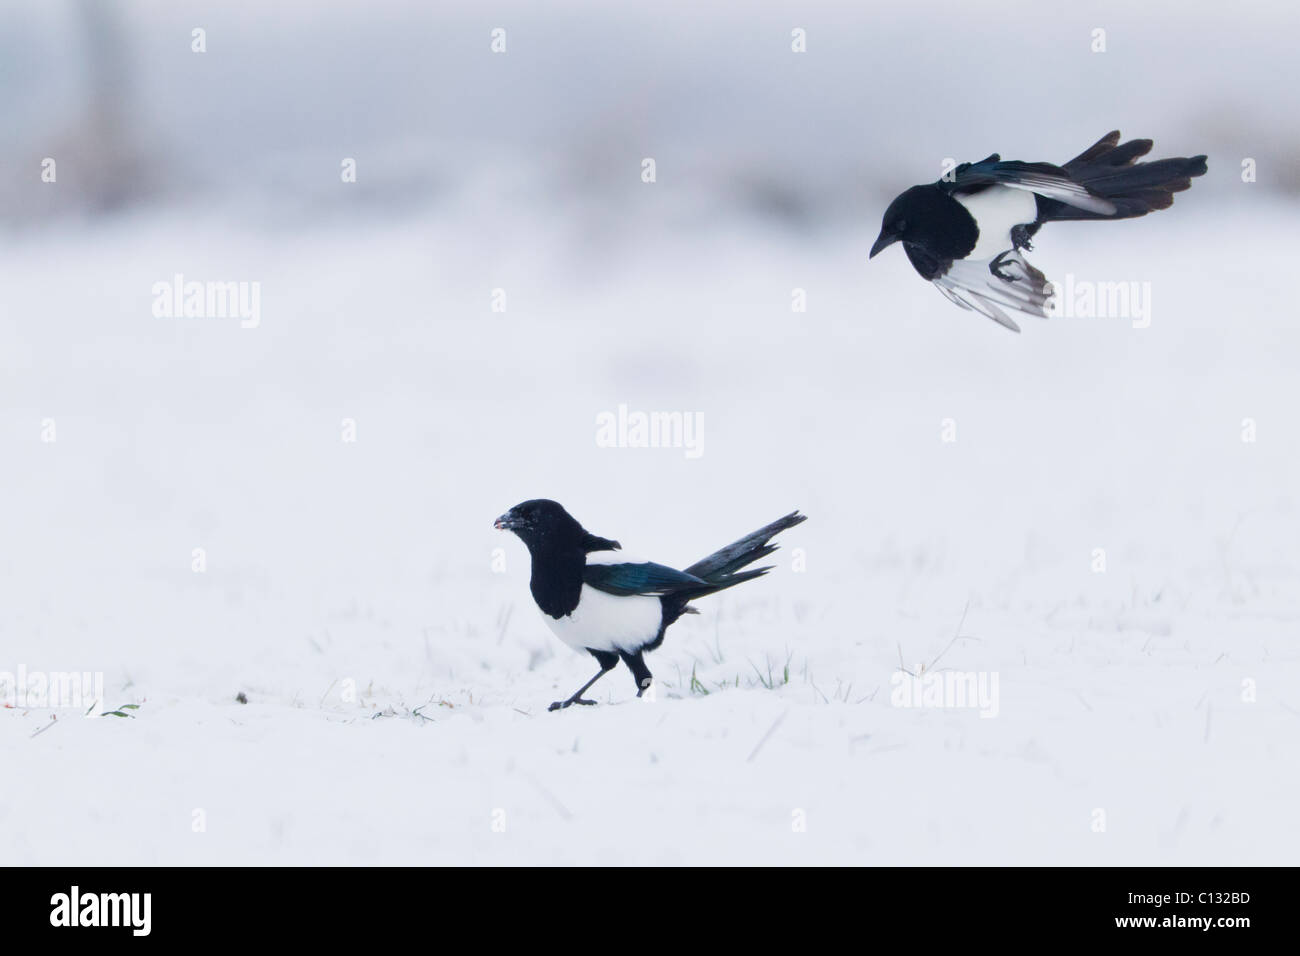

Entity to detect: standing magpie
[494,499,806,711]
[869,131,1208,331]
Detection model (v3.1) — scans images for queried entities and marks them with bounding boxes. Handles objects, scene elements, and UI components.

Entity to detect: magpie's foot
[1010,225,1034,251]
[990,252,1019,283]
[548,697,597,712]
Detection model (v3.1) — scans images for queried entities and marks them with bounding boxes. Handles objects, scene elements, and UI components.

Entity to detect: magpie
[869,131,1208,331]
[494,499,806,711]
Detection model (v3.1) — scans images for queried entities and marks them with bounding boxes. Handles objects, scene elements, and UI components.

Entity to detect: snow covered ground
[2,190,1297,865]
[2,0,1298,866]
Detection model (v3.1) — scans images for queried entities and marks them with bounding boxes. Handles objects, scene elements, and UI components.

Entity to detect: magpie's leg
[549,650,618,712]
[1010,224,1035,252]
[989,250,1019,282]
[619,650,654,698]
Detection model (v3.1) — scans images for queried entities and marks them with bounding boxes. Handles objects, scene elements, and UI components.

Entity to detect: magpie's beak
[494,513,516,531]
[869,231,897,259]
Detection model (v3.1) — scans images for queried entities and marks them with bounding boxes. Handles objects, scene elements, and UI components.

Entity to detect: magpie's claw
[548,697,597,711]
[1010,224,1035,251]
[990,252,1020,283]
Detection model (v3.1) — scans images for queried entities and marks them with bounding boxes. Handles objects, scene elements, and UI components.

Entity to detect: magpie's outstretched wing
[932,251,1055,333]
[946,159,1117,216]
[583,561,709,597]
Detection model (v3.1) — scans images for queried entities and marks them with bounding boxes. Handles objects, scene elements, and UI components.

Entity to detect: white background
[1,0,1296,864]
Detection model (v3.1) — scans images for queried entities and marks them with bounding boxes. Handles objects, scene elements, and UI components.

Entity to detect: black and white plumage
[494,499,806,711]
[869,131,1208,331]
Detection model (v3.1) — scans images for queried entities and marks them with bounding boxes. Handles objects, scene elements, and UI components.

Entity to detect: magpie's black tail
[670,511,806,613]
[1040,131,1207,223]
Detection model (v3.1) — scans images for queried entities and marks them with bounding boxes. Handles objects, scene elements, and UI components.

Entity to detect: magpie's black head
[871,184,945,258]
[494,498,577,544]
[495,498,621,555]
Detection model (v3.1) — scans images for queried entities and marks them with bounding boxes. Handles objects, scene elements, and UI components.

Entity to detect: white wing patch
[543,585,663,654]
[993,174,1117,216]
[586,548,643,566]
[933,252,1055,333]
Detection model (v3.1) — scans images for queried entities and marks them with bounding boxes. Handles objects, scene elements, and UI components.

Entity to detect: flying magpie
[869,131,1208,331]
[494,499,806,711]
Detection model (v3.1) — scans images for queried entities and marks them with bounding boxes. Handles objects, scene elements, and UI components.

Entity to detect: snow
[2,0,1298,866]
[2,194,1296,865]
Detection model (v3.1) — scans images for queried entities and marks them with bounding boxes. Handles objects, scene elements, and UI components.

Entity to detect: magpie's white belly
[543,585,663,654]
[954,186,1037,260]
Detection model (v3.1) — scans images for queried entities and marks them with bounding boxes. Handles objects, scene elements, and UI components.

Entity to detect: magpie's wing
[947,159,1117,216]
[583,561,709,597]
[932,252,1055,333]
